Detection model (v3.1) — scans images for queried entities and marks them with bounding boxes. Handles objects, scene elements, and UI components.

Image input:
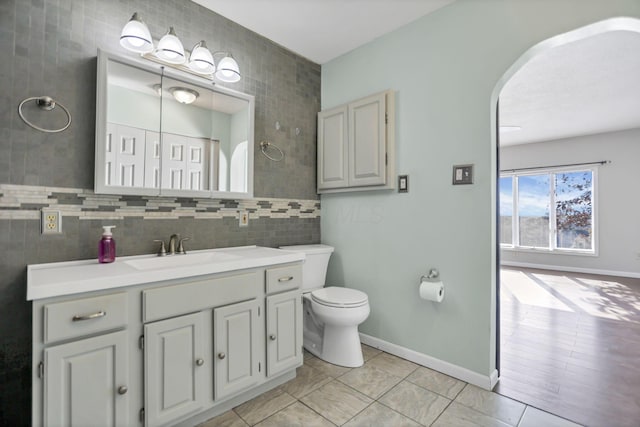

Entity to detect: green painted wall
[321,0,640,378]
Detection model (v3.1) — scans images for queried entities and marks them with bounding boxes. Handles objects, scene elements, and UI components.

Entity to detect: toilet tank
[279,244,334,291]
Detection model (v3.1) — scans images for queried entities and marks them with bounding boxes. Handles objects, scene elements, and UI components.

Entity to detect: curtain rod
[500,160,610,174]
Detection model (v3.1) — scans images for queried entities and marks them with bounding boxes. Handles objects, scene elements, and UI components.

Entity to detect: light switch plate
[239,210,249,227]
[398,175,408,193]
[452,164,474,185]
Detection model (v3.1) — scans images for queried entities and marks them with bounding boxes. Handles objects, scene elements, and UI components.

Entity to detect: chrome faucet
[154,234,190,256]
[168,234,179,255]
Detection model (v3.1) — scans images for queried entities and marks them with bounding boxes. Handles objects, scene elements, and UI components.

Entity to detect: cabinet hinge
[258,362,261,372]
[139,408,145,423]
[385,112,388,124]
[38,361,44,379]
[139,335,144,350]
[258,306,261,317]
[385,153,388,165]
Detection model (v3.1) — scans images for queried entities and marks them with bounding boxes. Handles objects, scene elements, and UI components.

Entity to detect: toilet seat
[311,286,368,308]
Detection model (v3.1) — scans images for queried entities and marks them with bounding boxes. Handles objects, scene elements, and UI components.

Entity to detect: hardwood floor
[495,266,640,427]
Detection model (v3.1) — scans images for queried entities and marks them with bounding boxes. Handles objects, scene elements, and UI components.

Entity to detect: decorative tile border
[0,184,320,220]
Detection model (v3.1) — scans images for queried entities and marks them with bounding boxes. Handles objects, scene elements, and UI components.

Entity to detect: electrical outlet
[239,210,249,227]
[41,210,62,234]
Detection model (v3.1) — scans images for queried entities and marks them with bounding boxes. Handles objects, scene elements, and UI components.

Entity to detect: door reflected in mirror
[95,50,254,198]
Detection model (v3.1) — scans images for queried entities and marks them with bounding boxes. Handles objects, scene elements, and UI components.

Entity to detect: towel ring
[260,140,284,162]
[18,96,72,133]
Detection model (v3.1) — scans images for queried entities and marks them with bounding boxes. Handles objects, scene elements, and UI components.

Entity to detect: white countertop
[27,246,305,301]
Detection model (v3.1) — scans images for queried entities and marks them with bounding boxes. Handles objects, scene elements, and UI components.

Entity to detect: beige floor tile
[432,402,513,427]
[255,401,335,427]
[361,344,382,361]
[280,364,333,398]
[455,384,525,426]
[337,363,403,399]
[301,380,373,425]
[234,387,296,426]
[305,355,353,378]
[304,349,317,362]
[406,366,466,399]
[518,406,583,427]
[379,380,451,425]
[199,410,249,427]
[343,402,421,427]
[365,352,419,378]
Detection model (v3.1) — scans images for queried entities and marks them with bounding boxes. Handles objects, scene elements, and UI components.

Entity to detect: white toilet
[280,244,370,367]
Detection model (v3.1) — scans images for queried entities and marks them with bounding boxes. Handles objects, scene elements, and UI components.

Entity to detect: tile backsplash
[0,0,321,424]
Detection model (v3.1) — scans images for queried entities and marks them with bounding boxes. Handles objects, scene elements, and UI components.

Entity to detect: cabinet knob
[118,386,128,395]
[269,334,276,341]
[218,352,226,360]
[196,358,204,366]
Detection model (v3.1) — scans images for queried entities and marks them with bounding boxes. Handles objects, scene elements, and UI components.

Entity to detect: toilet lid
[311,287,368,308]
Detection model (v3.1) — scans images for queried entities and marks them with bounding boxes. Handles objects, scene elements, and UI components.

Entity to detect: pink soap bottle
[98,225,116,263]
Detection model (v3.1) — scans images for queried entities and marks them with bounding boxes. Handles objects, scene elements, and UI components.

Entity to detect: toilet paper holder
[420,268,439,282]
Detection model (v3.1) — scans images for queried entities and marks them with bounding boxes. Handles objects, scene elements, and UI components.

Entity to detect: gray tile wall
[0,1,321,424]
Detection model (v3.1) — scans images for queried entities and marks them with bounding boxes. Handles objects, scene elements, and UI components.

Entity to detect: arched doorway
[491,17,640,426]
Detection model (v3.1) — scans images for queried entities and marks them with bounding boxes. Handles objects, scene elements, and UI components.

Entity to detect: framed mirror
[95,49,254,199]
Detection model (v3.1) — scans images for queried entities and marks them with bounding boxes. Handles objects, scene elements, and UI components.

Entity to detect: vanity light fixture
[155,27,186,64]
[168,87,200,104]
[119,12,153,54]
[215,53,241,83]
[119,12,242,83]
[188,40,215,74]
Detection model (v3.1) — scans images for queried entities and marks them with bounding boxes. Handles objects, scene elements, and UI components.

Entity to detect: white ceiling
[192,0,455,64]
[192,1,640,145]
[500,30,640,146]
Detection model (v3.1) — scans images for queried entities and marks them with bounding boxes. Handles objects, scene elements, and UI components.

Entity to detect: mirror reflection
[96,50,254,198]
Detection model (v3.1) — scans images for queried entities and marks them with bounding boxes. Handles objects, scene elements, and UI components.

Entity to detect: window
[499,168,595,254]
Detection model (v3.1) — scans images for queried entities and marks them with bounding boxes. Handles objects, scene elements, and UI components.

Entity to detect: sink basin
[125,251,242,271]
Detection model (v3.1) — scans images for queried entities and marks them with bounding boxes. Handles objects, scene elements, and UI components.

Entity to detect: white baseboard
[500,261,640,279]
[359,333,498,391]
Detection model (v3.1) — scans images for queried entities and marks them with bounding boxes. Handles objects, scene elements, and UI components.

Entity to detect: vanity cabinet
[214,299,261,399]
[43,330,129,427]
[317,90,395,193]
[144,312,207,427]
[266,290,303,377]
[30,248,303,427]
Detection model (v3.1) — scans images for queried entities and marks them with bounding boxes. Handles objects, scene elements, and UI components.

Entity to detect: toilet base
[318,324,364,368]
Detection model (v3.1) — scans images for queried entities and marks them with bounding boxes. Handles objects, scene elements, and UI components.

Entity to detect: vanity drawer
[44,292,128,344]
[143,272,261,323]
[266,264,302,294]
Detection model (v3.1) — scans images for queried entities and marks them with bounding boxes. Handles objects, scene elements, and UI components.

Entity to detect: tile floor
[200,345,582,427]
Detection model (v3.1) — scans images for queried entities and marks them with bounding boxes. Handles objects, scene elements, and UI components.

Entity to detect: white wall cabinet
[144,312,207,427]
[317,90,395,193]
[266,290,303,377]
[32,261,303,427]
[43,330,129,427]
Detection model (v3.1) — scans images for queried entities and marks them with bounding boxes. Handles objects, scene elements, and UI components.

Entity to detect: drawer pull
[196,358,204,366]
[270,334,277,341]
[118,386,128,395]
[72,311,106,322]
[278,276,294,282]
[218,352,226,360]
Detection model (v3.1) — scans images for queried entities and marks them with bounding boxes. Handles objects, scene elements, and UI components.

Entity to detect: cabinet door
[214,300,260,399]
[317,105,349,189]
[266,290,303,377]
[44,330,129,427]
[348,92,387,187]
[145,312,206,427]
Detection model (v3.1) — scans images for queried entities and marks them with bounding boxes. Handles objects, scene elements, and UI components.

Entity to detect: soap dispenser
[98,225,116,263]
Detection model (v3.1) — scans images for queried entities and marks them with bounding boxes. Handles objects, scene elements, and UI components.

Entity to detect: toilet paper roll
[419,280,444,302]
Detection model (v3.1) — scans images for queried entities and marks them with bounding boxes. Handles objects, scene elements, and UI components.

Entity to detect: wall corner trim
[359,333,495,391]
[501,261,640,279]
